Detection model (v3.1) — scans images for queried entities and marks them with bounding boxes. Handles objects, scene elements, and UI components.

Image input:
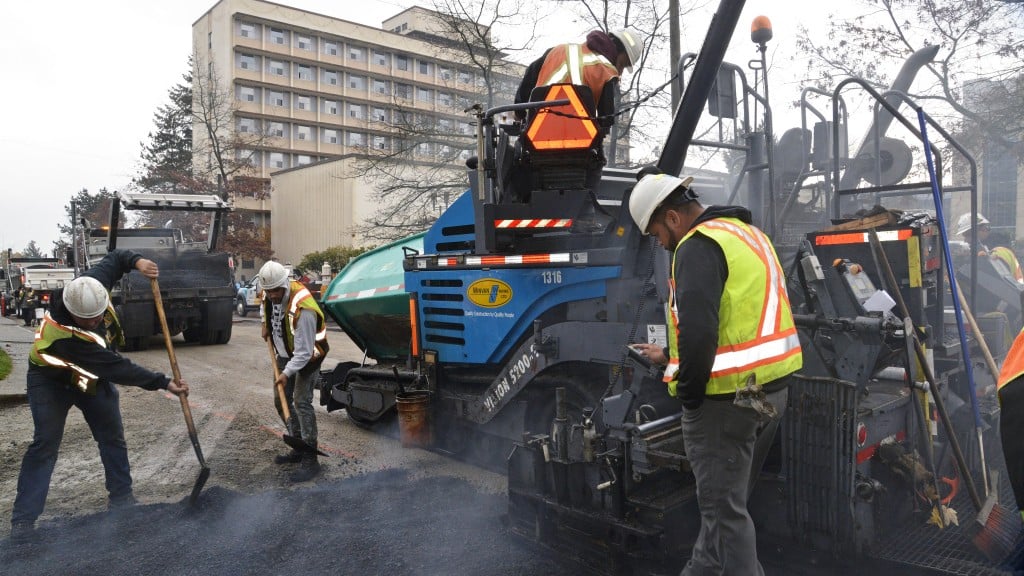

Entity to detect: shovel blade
[188,466,211,507]
[283,433,329,457]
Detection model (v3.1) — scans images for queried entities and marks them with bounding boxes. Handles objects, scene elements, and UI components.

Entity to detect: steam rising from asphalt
[1,470,568,576]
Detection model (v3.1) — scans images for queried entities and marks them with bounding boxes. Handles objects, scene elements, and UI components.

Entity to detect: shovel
[266,338,327,457]
[150,278,210,506]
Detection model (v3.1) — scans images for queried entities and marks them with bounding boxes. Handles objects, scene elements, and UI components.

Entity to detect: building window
[348,46,364,61]
[239,22,257,38]
[418,60,432,75]
[396,55,409,71]
[416,142,432,156]
[373,135,389,150]
[296,95,312,110]
[270,28,287,45]
[238,85,258,102]
[438,118,452,132]
[324,40,339,56]
[373,50,390,67]
[348,103,365,119]
[459,70,472,84]
[323,69,339,86]
[395,83,411,100]
[347,131,365,147]
[238,117,257,133]
[269,152,287,169]
[297,154,313,166]
[296,64,313,81]
[439,92,453,107]
[439,66,452,81]
[459,121,472,135]
[348,74,366,90]
[373,79,389,95]
[323,128,340,144]
[324,100,340,115]
[238,53,257,70]
[296,125,312,141]
[296,34,313,51]
[268,91,288,108]
[208,32,212,49]
[268,59,287,77]
[373,107,388,122]
[267,121,285,137]
[416,87,432,104]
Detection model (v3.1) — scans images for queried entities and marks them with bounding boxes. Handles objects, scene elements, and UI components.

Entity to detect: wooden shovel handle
[267,338,292,421]
[954,287,1001,381]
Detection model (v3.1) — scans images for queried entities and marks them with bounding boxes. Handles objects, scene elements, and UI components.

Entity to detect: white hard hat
[63,277,109,319]
[629,174,695,234]
[257,261,289,290]
[954,212,990,236]
[611,28,643,72]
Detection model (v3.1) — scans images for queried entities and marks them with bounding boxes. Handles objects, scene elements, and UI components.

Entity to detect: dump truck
[318,1,1023,573]
[79,192,235,351]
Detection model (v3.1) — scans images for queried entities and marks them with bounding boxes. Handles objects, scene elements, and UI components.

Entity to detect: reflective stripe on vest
[664,218,802,396]
[991,246,1024,283]
[998,328,1024,391]
[265,281,329,360]
[537,44,618,109]
[29,312,107,394]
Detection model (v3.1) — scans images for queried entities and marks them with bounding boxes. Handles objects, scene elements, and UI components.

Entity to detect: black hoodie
[31,249,170,391]
[671,205,755,409]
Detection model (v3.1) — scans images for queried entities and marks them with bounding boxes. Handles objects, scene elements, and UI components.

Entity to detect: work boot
[9,522,36,545]
[289,453,320,482]
[108,493,138,511]
[273,449,303,465]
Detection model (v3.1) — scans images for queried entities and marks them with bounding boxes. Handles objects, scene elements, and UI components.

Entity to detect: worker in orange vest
[998,328,1024,519]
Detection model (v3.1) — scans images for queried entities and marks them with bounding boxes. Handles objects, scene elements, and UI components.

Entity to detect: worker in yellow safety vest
[629,172,802,576]
[10,250,188,543]
[259,260,330,482]
[998,328,1024,519]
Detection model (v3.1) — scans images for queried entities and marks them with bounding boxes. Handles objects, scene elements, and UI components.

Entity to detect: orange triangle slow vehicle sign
[526,84,598,150]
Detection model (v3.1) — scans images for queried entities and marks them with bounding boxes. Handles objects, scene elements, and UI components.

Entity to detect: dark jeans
[12,373,132,526]
[274,357,319,446]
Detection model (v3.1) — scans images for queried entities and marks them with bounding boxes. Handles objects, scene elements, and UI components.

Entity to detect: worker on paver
[258,260,330,482]
[10,250,189,542]
[514,27,642,148]
[998,328,1024,521]
[629,173,802,576]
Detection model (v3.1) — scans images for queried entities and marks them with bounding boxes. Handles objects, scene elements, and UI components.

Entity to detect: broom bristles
[971,498,1020,562]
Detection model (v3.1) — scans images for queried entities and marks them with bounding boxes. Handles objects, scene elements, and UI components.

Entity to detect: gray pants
[275,357,318,446]
[680,387,787,576]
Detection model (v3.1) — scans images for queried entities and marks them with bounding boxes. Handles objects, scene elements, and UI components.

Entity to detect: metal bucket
[395,391,431,448]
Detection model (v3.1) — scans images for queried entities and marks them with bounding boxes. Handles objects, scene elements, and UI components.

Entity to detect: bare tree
[353,0,540,243]
[794,0,1024,158]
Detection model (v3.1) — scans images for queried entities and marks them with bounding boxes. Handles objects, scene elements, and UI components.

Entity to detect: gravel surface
[0,314,574,575]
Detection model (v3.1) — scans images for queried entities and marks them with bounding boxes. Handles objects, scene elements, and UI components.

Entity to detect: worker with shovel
[10,250,189,543]
[258,261,329,482]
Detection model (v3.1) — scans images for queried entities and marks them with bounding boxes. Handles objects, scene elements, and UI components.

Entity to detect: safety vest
[664,217,802,396]
[998,329,1024,392]
[536,44,619,113]
[29,310,120,394]
[991,246,1024,284]
[263,280,330,360]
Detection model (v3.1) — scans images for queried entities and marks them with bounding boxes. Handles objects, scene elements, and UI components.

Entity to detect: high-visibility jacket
[664,217,802,396]
[262,280,330,361]
[29,309,120,394]
[999,329,1024,392]
[991,246,1024,284]
[536,43,619,113]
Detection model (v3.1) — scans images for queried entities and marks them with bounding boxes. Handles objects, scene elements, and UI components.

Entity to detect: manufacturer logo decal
[467,279,512,308]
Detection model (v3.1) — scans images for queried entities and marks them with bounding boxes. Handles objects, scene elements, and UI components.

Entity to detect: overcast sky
[0,0,823,255]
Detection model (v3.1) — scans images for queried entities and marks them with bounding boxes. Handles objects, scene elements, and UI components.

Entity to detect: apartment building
[191,0,524,271]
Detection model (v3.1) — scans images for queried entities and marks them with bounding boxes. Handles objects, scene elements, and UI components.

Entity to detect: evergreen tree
[135,68,194,193]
